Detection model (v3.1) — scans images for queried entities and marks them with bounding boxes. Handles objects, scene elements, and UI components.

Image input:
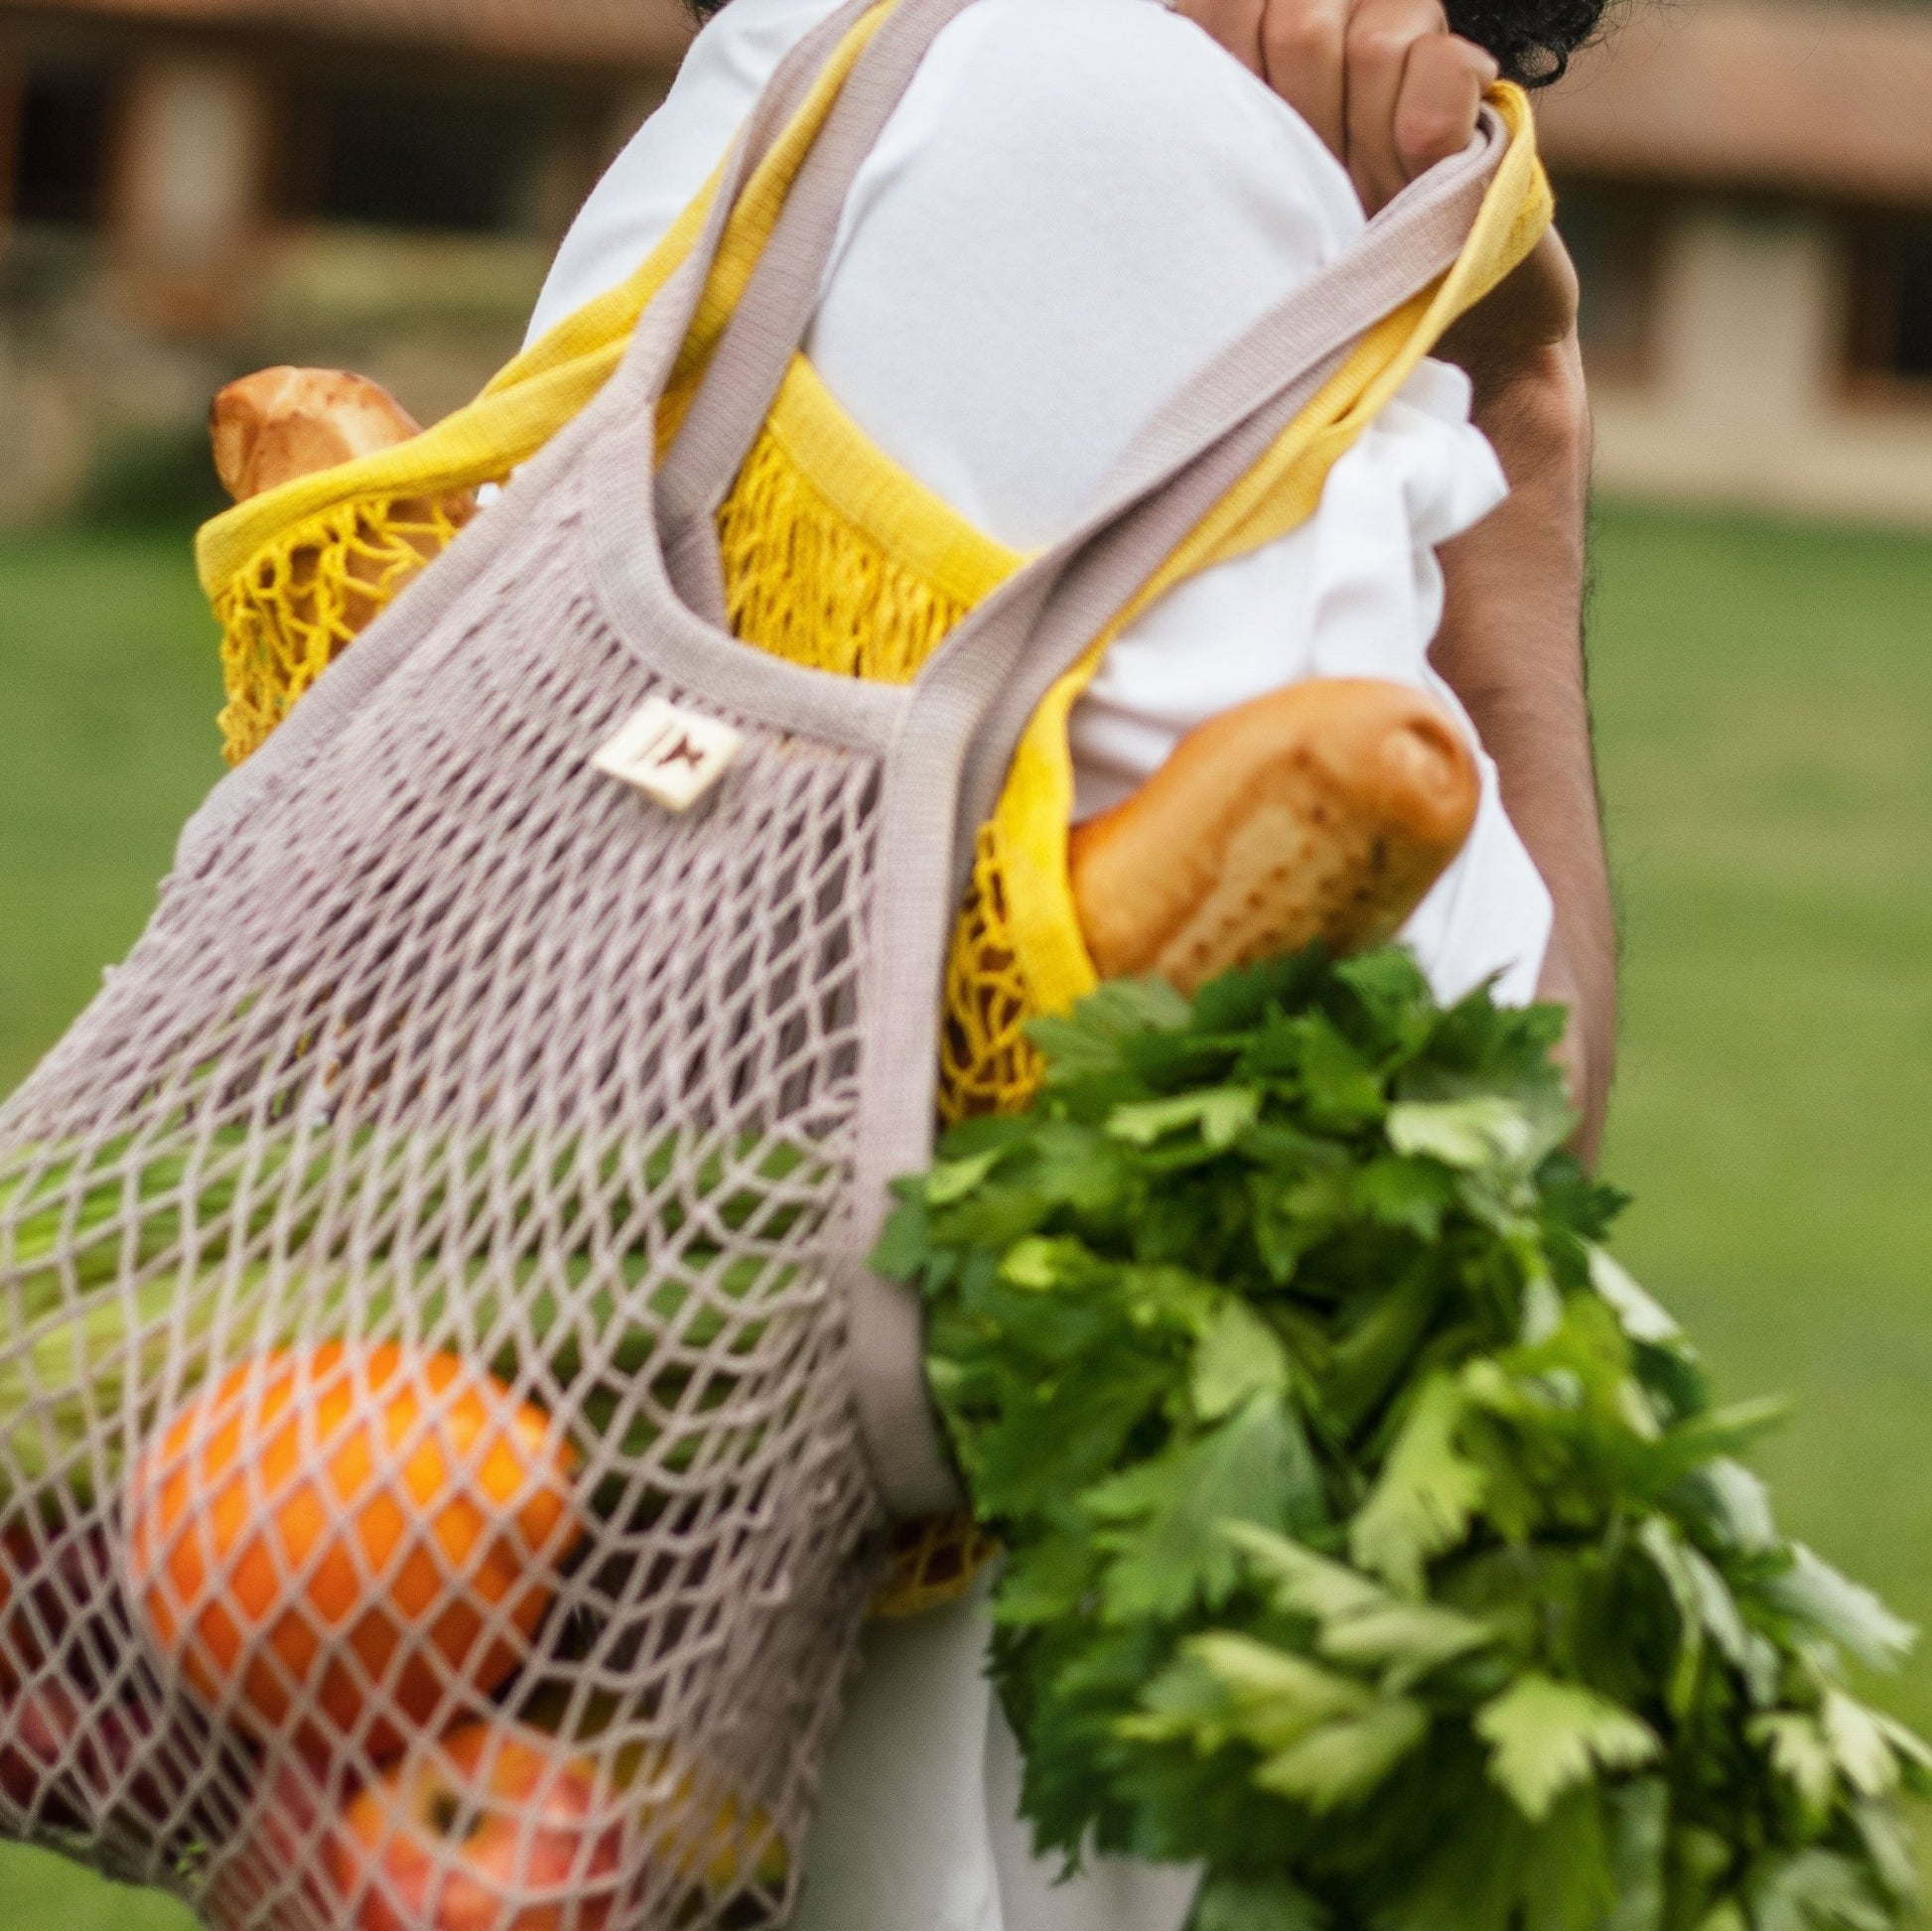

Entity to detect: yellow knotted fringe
[719,426,973,685]
[936,822,1042,1126]
[875,1512,1007,1621]
[214,488,486,763]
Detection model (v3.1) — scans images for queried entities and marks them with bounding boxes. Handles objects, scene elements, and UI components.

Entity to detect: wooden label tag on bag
[593,698,743,812]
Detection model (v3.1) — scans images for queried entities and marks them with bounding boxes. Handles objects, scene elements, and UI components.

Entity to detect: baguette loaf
[1067,678,1479,993]
[211,367,440,504]
[209,368,477,669]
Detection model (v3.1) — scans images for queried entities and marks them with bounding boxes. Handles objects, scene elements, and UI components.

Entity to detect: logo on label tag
[593,698,743,812]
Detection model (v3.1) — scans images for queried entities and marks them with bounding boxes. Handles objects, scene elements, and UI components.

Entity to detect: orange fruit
[126,1342,581,1761]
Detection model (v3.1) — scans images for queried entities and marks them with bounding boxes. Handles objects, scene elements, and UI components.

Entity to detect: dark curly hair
[1447,0,1611,84]
[686,0,1612,90]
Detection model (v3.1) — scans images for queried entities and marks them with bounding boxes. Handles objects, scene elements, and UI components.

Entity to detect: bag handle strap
[923,103,1517,849]
[653,0,983,599]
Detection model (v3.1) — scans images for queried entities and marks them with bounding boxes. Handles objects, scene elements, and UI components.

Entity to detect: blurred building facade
[0,0,691,520]
[1544,0,1932,526]
[1,0,1930,526]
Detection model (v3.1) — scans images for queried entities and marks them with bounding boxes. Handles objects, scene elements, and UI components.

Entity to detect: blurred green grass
[0,504,1929,1922]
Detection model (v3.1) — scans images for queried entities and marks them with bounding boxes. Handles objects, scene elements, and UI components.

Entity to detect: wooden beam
[0,0,693,75]
[112,46,269,327]
[1543,0,1932,209]
[0,22,23,233]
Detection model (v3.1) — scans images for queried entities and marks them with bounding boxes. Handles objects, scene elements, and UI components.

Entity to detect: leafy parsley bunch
[876,949,1929,1931]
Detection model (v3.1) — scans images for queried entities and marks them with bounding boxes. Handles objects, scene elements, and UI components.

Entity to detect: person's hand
[1173,0,1586,413]
[1172,0,1500,213]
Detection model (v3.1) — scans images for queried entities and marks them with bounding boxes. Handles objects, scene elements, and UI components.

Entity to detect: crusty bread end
[1067,678,1480,994]
[210,367,427,503]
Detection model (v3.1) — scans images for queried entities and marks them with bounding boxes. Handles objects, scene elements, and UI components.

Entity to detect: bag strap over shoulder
[945,100,1530,845]
[654,0,983,614]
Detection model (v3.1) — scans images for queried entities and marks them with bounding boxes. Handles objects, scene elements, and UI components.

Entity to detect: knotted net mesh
[199,373,1068,1637]
[0,459,900,1929]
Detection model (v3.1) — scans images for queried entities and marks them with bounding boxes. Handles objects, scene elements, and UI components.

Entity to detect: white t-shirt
[530,0,1554,1010]
[529,6,1555,1929]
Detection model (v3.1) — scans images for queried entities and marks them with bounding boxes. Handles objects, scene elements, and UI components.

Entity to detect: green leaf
[1324,1261,1444,1431]
[1164,1632,1373,1752]
[1387,1096,1536,1172]
[1226,1524,1495,1690]
[1748,1850,1891,1931]
[1229,1523,1389,1620]
[1474,1675,1662,1823]
[1316,1599,1497,1690]
[1768,1547,1918,1673]
[1587,1246,1682,1345]
[1823,1692,1902,1798]
[1293,1016,1387,1131]
[1031,976,1192,1081]
[1089,1394,1322,1619]
[1253,1694,1430,1813]
[999,1235,1082,1290]
[1190,1875,1327,1931]
[1643,1396,1791,1491]
[1351,1157,1457,1241]
[1522,1787,1621,1931]
[1142,1629,1432,1812]
[1192,1300,1292,1423]
[1849,1801,1920,1906]
[870,1186,932,1282]
[1696,1458,1779,1553]
[1349,1373,1484,1594]
[925,1147,1007,1206]
[1640,1516,1778,1710]
[1109,1087,1261,1152]
[1873,1712,1932,1778]
[1752,1714,1838,1818]
[1604,1779,1670,1931]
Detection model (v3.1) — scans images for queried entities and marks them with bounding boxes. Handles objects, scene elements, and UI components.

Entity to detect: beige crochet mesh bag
[0,0,1516,1920]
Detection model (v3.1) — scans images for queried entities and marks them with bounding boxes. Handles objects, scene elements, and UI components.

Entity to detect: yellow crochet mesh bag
[195,12,1552,1616]
[198,0,899,763]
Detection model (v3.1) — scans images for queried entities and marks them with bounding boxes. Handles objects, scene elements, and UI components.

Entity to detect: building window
[280,78,554,234]
[1557,179,1662,382]
[13,61,116,225]
[1845,213,1932,389]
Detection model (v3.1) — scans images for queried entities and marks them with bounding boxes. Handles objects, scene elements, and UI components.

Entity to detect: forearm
[1432,341,1616,1163]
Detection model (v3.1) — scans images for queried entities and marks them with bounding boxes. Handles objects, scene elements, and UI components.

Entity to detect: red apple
[208,1752,349,1931]
[330,1721,624,1931]
[1,1518,134,1698]
[0,1680,175,1832]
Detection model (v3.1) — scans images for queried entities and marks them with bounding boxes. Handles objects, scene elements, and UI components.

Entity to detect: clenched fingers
[1393,32,1497,187]
[1258,0,1351,161]
[1173,0,1499,212]
[1340,0,1449,210]
[1177,0,1271,83]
